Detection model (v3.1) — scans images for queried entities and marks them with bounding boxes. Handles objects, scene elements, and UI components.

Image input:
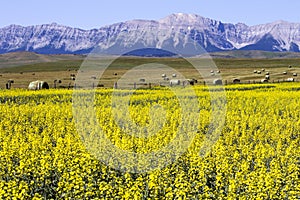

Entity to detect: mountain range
[1,13,300,55]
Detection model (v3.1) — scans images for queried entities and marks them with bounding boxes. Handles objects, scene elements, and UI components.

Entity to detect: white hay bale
[261,79,268,83]
[28,80,49,90]
[170,79,180,86]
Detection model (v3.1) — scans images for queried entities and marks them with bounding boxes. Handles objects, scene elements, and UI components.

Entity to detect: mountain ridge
[1,13,300,55]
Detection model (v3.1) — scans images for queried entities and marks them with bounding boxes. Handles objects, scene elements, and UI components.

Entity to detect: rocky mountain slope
[1,13,300,55]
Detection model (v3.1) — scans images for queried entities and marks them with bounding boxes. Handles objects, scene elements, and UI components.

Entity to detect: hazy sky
[1,0,300,29]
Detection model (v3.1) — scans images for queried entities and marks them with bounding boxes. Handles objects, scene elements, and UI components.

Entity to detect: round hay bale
[170,79,180,86]
[28,80,49,90]
[187,79,197,85]
[233,78,241,84]
[213,79,223,85]
[261,79,268,83]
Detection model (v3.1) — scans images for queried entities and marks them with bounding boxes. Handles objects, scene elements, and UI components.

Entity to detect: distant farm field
[0,84,299,199]
[0,52,300,88]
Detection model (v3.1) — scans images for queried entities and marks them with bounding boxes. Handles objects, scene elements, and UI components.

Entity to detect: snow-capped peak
[0,13,300,55]
[159,13,208,26]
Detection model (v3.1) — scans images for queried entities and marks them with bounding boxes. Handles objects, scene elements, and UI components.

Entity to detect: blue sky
[2,0,300,29]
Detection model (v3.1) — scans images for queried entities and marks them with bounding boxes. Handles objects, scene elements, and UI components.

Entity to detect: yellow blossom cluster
[0,83,299,199]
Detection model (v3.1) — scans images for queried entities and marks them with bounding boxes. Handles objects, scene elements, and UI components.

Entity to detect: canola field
[0,84,299,199]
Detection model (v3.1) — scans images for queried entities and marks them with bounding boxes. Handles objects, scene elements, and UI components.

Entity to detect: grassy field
[0,52,300,88]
